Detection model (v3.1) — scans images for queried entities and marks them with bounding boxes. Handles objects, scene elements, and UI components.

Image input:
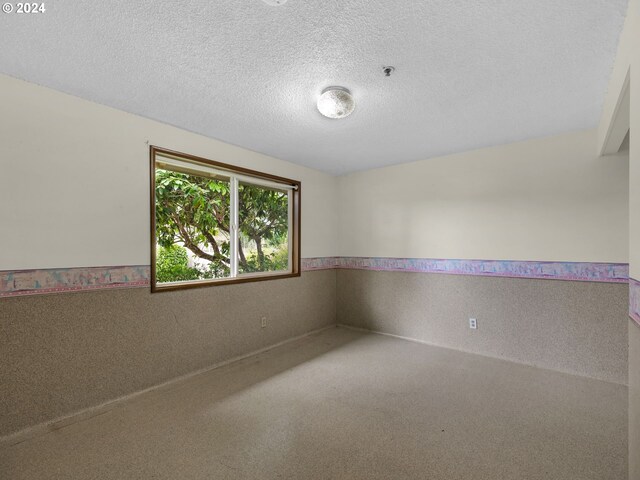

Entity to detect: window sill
[151,271,301,293]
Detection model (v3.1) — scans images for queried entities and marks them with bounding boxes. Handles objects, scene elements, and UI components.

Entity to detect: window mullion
[230,177,239,278]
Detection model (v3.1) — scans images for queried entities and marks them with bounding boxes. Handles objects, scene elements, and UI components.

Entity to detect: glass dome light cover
[317,87,355,119]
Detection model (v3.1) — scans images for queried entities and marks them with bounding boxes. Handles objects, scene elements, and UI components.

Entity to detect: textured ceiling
[0,1,627,174]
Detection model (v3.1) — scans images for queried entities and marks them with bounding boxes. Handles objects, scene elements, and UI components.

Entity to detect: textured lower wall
[630,321,640,480]
[337,270,628,384]
[0,270,336,437]
[631,278,640,326]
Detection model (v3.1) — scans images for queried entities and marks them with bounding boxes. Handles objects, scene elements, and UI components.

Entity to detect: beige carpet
[0,327,628,479]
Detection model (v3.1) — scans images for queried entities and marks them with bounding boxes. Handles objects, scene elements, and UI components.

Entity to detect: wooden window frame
[150,146,301,292]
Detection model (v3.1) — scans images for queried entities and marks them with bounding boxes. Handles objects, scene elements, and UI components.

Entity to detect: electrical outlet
[261,317,267,328]
[469,318,477,329]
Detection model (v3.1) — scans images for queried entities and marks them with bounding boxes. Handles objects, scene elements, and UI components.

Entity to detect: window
[150,146,300,291]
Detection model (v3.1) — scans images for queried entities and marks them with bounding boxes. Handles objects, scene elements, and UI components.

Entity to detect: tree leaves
[155,169,289,282]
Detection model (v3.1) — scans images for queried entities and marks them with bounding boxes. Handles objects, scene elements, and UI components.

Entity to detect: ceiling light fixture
[317,87,355,119]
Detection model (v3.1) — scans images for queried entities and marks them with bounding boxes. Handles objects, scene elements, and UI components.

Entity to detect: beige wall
[337,270,628,384]
[595,0,639,477]
[2,72,627,270]
[338,130,629,263]
[0,74,338,271]
[631,322,640,479]
[1,51,634,452]
[0,270,336,437]
[599,0,639,279]
[0,75,341,439]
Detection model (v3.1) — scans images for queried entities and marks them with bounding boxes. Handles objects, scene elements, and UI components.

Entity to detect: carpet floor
[0,326,628,479]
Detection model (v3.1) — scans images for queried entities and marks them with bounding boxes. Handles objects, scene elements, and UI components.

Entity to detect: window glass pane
[155,167,231,283]
[237,182,289,274]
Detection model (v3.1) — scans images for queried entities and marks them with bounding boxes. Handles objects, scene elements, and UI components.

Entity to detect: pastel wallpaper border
[0,258,630,298]
[630,278,640,327]
[331,257,629,283]
[0,266,150,297]
[300,257,340,271]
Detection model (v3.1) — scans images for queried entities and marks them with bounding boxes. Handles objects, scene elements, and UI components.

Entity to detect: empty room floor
[0,327,627,480]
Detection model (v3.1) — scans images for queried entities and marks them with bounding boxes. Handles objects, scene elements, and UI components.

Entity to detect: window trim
[149,146,301,293]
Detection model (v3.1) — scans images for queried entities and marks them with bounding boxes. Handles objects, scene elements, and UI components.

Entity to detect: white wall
[338,130,629,263]
[0,74,338,270]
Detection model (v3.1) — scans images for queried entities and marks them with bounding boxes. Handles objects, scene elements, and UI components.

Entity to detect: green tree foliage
[237,182,288,273]
[155,169,288,282]
[155,245,202,283]
[155,170,230,266]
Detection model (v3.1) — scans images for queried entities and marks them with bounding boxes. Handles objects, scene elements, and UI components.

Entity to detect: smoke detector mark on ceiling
[261,0,288,6]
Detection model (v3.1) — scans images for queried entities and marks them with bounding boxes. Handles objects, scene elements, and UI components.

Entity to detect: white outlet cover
[469,318,477,329]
